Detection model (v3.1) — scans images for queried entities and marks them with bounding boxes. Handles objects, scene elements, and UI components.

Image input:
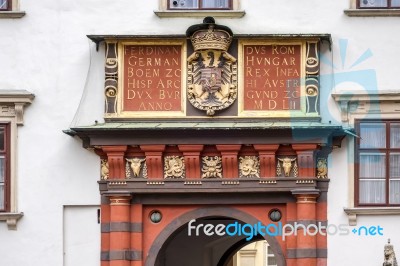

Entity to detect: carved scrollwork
[201,156,222,178]
[239,156,260,178]
[105,42,118,114]
[305,41,320,115]
[105,87,117,97]
[164,156,185,178]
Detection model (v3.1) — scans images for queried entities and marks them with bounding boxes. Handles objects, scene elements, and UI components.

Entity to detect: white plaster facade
[0,0,399,265]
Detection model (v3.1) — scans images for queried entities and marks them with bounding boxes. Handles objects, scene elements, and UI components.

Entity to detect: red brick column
[291,190,320,266]
[140,145,165,179]
[109,196,132,266]
[130,202,143,266]
[216,145,241,178]
[292,144,318,178]
[253,144,279,178]
[178,145,204,179]
[103,146,128,179]
[101,196,111,266]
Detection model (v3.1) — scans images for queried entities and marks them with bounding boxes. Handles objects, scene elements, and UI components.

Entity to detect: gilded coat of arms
[187,17,237,116]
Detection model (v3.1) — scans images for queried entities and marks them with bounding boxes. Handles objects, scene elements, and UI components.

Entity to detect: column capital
[291,189,320,203]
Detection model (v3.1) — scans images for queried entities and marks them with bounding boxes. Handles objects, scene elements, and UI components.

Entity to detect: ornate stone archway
[146,207,286,266]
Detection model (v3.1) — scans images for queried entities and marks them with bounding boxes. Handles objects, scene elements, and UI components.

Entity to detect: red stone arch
[145,206,286,266]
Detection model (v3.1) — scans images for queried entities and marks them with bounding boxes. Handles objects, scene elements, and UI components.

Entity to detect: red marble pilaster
[102,146,128,179]
[292,144,318,178]
[178,145,204,179]
[109,196,132,266]
[253,144,279,178]
[140,145,165,179]
[216,145,241,178]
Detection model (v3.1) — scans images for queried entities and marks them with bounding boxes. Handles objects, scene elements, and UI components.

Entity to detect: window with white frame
[358,0,400,8]
[0,125,9,211]
[169,0,231,10]
[0,90,34,230]
[0,0,25,18]
[0,0,10,11]
[356,120,400,206]
[155,0,244,18]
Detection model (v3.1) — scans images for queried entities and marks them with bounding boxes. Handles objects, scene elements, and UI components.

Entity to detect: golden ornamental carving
[164,156,185,178]
[126,158,147,178]
[187,17,237,116]
[100,159,109,180]
[201,156,222,178]
[190,25,232,52]
[277,157,297,177]
[316,158,328,179]
[239,156,260,178]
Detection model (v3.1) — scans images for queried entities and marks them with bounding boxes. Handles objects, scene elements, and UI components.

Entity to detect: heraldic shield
[187,17,237,116]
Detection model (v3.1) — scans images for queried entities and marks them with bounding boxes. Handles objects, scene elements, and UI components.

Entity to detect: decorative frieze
[276,157,298,178]
[101,159,109,180]
[201,156,223,178]
[239,156,260,178]
[316,158,328,179]
[126,158,147,178]
[164,156,185,178]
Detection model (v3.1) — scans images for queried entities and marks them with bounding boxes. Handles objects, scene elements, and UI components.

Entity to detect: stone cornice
[332,91,400,123]
[0,212,24,230]
[0,90,35,125]
[344,207,400,226]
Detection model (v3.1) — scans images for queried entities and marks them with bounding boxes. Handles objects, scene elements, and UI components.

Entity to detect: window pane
[0,157,4,182]
[0,128,4,151]
[360,0,388,7]
[390,123,400,148]
[202,0,229,8]
[169,0,199,8]
[359,180,385,204]
[0,0,8,10]
[268,256,277,266]
[390,153,400,178]
[360,123,386,148]
[0,184,3,210]
[360,153,386,178]
[390,180,400,204]
[391,0,400,6]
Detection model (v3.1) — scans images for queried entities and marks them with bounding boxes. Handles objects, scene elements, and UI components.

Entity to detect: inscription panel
[239,41,307,117]
[119,41,186,116]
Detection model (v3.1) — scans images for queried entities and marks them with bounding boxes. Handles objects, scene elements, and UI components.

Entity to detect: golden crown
[191,25,232,51]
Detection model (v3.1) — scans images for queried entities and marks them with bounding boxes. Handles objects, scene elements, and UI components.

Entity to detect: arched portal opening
[146,208,286,266]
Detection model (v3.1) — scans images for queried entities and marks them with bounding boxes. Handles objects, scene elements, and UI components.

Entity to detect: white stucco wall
[0,0,399,265]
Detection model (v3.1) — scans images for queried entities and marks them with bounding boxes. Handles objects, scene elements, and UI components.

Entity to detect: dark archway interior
[155,217,268,266]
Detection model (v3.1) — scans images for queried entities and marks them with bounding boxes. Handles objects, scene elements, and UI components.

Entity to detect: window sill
[344,207,400,226]
[344,9,400,17]
[154,10,245,18]
[0,11,26,19]
[0,212,24,230]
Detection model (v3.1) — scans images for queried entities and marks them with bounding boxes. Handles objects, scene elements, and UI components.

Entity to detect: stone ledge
[154,10,245,18]
[344,207,400,226]
[0,212,24,230]
[344,9,400,17]
[0,11,26,19]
